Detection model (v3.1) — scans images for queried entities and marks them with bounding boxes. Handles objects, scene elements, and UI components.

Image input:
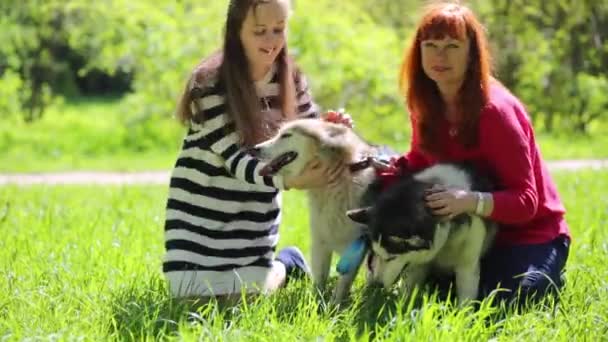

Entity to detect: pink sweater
[380,84,570,246]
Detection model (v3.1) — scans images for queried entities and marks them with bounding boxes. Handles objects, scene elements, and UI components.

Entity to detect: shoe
[275,246,311,282]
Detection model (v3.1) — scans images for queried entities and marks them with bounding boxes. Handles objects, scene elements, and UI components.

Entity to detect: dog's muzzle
[259,151,298,176]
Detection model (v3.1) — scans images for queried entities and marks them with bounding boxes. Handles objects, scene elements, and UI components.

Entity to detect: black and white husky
[347,163,497,303]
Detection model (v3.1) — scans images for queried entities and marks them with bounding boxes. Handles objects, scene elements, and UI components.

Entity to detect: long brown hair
[176,0,297,147]
[399,2,492,155]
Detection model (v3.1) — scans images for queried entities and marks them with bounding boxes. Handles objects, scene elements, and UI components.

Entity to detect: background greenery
[1,0,607,172]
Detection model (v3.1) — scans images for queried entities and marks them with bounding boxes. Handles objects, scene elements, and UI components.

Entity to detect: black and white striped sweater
[163,63,318,279]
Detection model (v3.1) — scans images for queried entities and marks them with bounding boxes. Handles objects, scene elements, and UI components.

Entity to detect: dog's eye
[279,133,292,139]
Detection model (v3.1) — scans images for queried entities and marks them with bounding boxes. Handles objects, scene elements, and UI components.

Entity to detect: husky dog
[347,163,497,303]
[252,118,392,303]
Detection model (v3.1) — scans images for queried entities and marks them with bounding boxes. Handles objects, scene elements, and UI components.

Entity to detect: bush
[61,0,412,146]
[3,0,606,139]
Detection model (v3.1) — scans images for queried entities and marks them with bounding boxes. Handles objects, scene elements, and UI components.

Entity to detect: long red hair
[400,2,492,155]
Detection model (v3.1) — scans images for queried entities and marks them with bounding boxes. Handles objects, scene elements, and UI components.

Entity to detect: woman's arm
[480,102,539,224]
[188,80,287,190]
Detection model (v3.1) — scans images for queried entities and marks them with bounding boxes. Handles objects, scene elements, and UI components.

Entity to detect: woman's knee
[480,237,569,305]
[484,263,566,308]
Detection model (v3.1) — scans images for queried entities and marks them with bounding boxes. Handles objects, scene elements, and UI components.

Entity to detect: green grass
[537,133,608,161]
[0,97,182,173]
[1,97,607,173]
[1,170,607,340]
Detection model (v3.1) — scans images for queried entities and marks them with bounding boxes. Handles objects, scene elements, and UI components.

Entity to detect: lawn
[0,97,183,173]
[1,97,607,173]
[1,170,607,340]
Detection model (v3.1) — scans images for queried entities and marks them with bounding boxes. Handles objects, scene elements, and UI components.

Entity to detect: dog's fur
[253,118,385,303]
[348,163,497,303]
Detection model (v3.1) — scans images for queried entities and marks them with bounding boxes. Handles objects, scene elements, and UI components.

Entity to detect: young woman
[163,0,347,302]
[375,2,571,307]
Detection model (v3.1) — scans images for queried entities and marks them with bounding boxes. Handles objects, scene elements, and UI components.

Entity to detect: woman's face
[420,36,470,87]
[240,0,289,75]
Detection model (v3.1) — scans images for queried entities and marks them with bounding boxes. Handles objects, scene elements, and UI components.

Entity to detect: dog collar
[348,157,372,173]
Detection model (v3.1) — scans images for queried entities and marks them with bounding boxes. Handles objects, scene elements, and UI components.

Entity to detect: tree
[0,1,68,121]
[472,0,608,134]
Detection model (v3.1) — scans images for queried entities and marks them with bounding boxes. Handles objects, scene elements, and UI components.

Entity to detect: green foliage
[2,0,607,166]
[62,1,226,123]
[349,0,422,37]
[0,1,65,121]
[0,70,23,119]
[289,1,408,145]
[470,0,608,133]
[58,0,410,145]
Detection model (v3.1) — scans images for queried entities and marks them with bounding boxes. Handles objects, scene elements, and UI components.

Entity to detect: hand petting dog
[322,109,354,128]
[368,159,486,220]
[425,185,477,219]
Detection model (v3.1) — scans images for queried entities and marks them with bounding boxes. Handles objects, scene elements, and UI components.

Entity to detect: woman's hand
[425,185,477,219]
[284,158,347,190]
[322,109,354,128]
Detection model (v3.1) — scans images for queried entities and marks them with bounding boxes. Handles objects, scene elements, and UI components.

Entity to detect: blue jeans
[478,235,570,307]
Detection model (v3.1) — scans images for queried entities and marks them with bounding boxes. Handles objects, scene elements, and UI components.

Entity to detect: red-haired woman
[376,2,571,307]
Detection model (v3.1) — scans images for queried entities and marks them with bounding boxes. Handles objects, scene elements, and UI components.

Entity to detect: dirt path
[1,159,607,185]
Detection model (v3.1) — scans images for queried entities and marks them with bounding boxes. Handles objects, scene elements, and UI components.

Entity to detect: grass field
[1,170,607,340]
[0,97,183,173]
[1,98,607,173]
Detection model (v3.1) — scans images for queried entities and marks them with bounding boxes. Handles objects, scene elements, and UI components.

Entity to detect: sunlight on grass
[0,97,182,172]
[1,171,607,340]
[537,133,608,161]
[1,97,607,172]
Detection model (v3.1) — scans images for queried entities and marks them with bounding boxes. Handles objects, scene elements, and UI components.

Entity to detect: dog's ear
[347,207,371,224]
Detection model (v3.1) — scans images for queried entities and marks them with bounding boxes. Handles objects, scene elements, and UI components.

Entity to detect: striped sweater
[163,63,318,294]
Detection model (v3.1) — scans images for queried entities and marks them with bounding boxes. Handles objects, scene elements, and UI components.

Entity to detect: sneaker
[275,246,311,282]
